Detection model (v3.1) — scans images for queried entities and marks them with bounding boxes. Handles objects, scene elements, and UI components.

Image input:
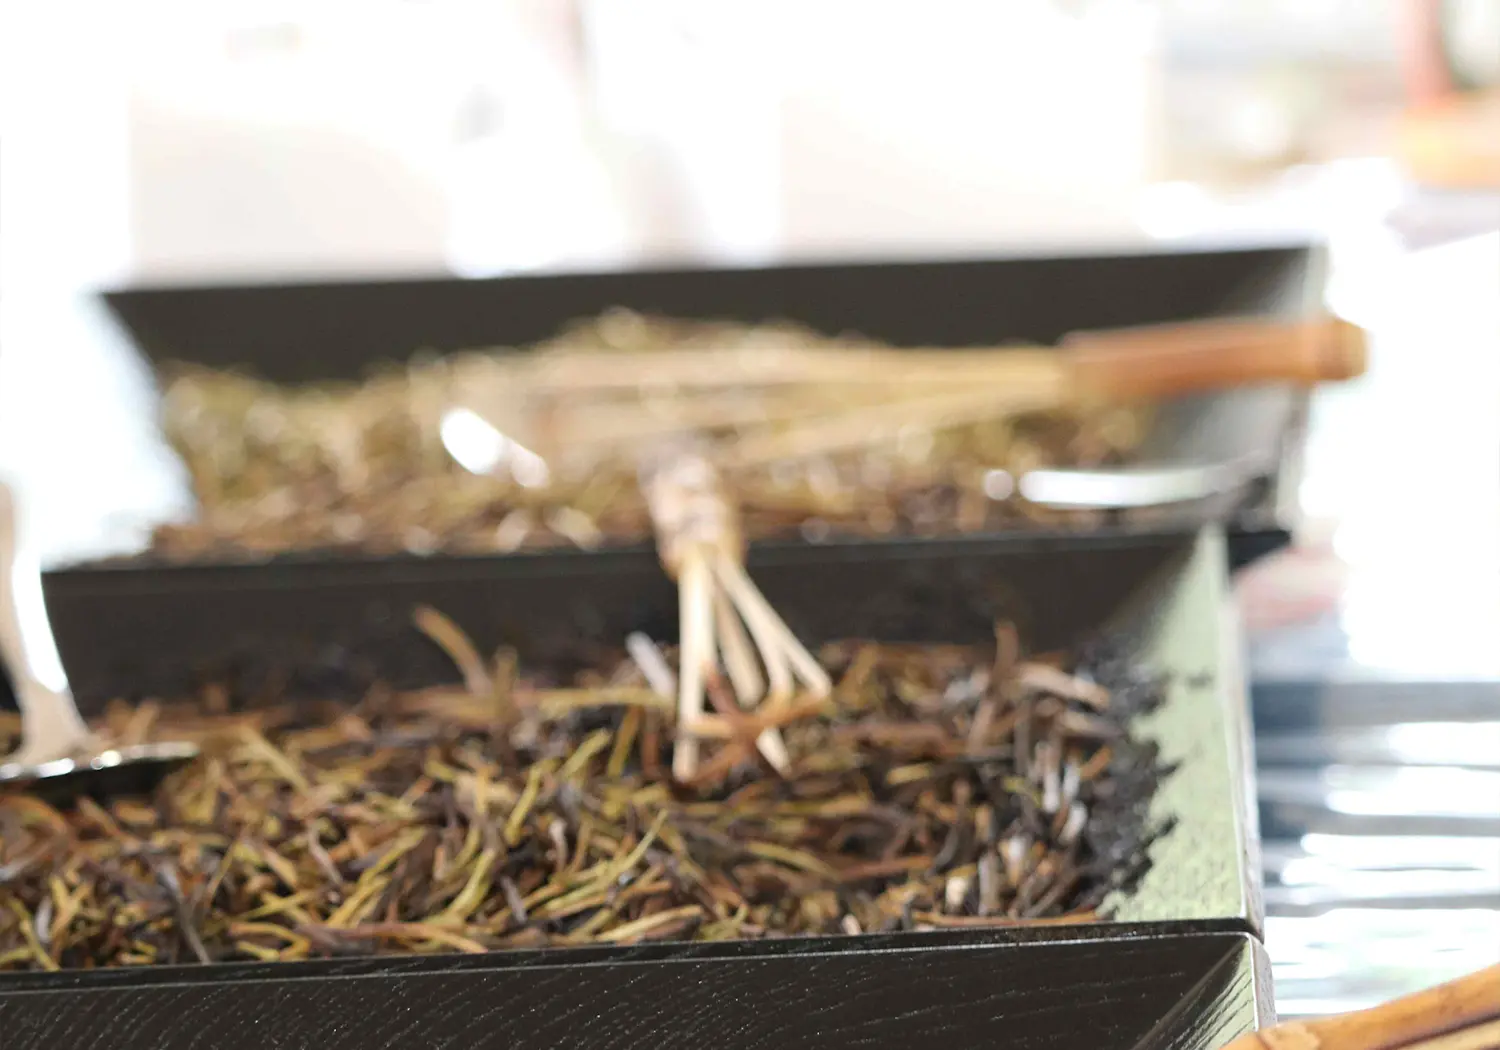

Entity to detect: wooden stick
[713,590,790,774]
[717,319,1367,469]
[1405,1017,1500,1049]
[1067,316,1367,402]
[673,547,714,781]
[626,633,677,698]
[712,550,832,699]
[525,347,856,394]
[1220,961,1500,1050]
[721,383,1065,470]
[536,348,1062,400]
[463,315,1369,480]
[683,696,831,741]
[544,388,879,446]
[714,590,766,705]
[523,317,1365,399]
[708,553,793,705]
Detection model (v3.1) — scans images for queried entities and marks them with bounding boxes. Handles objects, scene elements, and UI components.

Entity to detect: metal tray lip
[44,518,1293,587]
[99,236,1323,299]
[0,919,1252,996]
[44,526,1197,588]
[1252,232,1326,542]
[46,510,1295,584]
[1267,388,1312,532]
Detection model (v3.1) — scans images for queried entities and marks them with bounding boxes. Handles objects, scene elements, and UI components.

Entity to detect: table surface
[1233,200,1500,1015]
[1,161,1497,1022]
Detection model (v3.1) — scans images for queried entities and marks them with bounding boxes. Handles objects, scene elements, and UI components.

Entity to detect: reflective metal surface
[1020,458,1260,509]
[0,741,201,786]
[1241,221,1500,1018]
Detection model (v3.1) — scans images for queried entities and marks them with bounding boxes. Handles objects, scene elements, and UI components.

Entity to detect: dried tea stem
[0,615,1169,972]
[144,313,1148,576]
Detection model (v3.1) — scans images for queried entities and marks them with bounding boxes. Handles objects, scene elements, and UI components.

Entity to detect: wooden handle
[1222,961,1500,1050]
[1066,316,1368,402]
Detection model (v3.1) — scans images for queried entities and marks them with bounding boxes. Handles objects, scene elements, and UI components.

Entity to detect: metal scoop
[1015,458,1260,509]
[0,481,197,798]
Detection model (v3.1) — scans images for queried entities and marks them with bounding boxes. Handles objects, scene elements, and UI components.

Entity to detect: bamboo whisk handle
[1066,316,1368,402]
[639,449,743,578]
[1219,961,1500,1050]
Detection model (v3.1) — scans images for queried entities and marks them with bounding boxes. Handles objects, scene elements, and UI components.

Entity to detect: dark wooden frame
[0,924,1271,1049]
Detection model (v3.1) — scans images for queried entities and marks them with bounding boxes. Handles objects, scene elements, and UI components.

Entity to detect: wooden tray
[0,925,1272,1049]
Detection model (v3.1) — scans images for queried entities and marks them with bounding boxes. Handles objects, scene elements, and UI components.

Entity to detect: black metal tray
[0,925,1271,1049]
[42,526,1260,935]
[26,244,1322,709]
[13,530,1267,1044]
[94,241,1322,569]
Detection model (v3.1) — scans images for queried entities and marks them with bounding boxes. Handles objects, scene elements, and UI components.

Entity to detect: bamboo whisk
[640,447,829,781]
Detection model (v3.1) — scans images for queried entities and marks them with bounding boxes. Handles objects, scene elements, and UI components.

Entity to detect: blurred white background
[0,0,1444,287]
[1,0,1446,561]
